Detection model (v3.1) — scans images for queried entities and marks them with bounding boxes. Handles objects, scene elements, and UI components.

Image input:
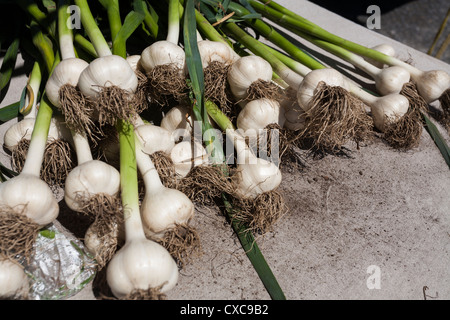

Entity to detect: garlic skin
[282,100,306,131]
[227,55,273,101]
[45,57,89,107]
[170,140,209,178]
[140,41,186,75]
[414,70,450,103]
[297,68,348,111]
[0,258,29,299]
[197,40,239,68]
[0,173,59,226]
[160,105,193,142]
[4,117,66,151]
[135,124,175,155]
[229,130,282,199]
[370,94,410,131]
[236,98,285,138]
[77,55,138,100]
[373,66,410,95]
[64,160,121,212]
[106,238,179,298]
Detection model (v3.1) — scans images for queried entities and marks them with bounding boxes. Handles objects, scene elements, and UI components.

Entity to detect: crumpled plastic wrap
[23,221,96,300]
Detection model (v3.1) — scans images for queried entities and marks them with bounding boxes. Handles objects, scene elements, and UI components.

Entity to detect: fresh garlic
[412,70,450,104]
[3,117,64,152]
[170,139,209,178]
[283,101,306,131]
[77,55,138,101]
[297,68,349,111]
[197,40,239,68]
[135,122,175,155]
[136,141,195,237]
[228,129,282,199]
[347,81,409,131]
[106,237,179,298]
[45,57,89,108]
[139,40,186,76]
[227,55,273,101]
[64,159,121,212]
[126,55,142,72]
[160,105,193,142]
[0,173,59,226]
[236,98,285,139]
[0,258,29,299]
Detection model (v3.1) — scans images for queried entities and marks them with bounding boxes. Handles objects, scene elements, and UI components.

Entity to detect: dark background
[309,0,450,63]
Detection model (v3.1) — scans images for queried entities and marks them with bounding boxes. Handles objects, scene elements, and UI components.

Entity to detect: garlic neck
[72,131,93,164]
[135,144,164,192]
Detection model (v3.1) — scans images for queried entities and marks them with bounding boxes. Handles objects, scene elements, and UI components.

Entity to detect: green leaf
[423,113,450,169]
[112,5,145,57]
[39,229,56,239]
[0,100,20,123]
[0,37,20,103]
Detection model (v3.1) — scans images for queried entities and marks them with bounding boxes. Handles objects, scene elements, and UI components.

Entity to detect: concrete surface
[1,0,449,300]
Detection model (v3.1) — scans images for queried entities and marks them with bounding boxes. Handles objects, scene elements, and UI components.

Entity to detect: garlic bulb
[371,65,410,95]
[227,55,273,101]
[135,142,195,237]
[106,237,179,298]
[368,94,410,131]
[297,68,348,111]
[197,40,239,68]
[283,101,306,131]
[78,55,138,100]
[139,40,186,75]
[413,70,450,104]
[0,173,59,226]
[236,98,285,139]
[228,130,282,199]
[64,160,121,212]
[160,105,193,142]
[170,139,209,178]
[4,117,67,152]
[135,123,175,155]
[45,57,89,107]
[126,55,142,72]
[0,258,29,299]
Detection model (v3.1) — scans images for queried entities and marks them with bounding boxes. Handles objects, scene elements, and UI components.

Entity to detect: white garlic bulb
[369,94,410,131]
[140,40,186,75]
[372,66,410,95]
[236,98,285,139]
[170,140,209,178]
[413,70,450,103]
[4,117,66,152]
[126,55,142,72]
[227,55,273,101]
[0,258,29,299]
[0,173,59,226]
[229,130,282,199]
[297,68,348,112]
[135,123,175,155]
[106,238,179,299]
[77,55,138,101]
[64,160,121,212]
[197,40,239,68]
[45,57,89,107]
[161,105,193,142]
